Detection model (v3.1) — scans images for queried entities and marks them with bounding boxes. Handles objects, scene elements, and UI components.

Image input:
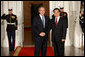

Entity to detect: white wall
[1,1,24,48]
[73,1,84,48]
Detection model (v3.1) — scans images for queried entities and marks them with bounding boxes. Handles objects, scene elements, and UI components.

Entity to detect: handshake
[39,32,46,37]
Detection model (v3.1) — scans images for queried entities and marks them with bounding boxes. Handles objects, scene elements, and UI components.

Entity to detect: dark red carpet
[13,47,54,56]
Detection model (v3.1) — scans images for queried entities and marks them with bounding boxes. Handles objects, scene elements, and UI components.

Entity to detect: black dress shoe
[9,49,12,52]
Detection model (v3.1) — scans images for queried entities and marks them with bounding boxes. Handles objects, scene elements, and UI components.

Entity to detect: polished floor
[1,46,84,56]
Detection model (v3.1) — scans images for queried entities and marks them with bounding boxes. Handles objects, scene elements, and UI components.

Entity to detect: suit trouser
[34,36,47,56]
[7,31,15,51]
[53,38,64,56]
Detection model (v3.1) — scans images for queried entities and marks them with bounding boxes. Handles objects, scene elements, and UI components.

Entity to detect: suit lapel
[38,15,43,27]
[45,16,47,26]
[53,17,56,26]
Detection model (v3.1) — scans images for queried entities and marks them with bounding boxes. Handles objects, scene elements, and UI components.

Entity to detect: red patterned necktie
[55,18,57,26]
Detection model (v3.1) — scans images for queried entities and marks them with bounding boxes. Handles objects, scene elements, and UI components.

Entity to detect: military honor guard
[1,8,18,52]
[60,7,68,28]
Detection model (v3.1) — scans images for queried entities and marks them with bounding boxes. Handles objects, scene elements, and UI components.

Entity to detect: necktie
[55,18,57,26]
[42,16,45,28]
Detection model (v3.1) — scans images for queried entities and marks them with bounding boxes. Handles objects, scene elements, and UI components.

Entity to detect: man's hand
[61,39,65,43]
[39,32,45,37]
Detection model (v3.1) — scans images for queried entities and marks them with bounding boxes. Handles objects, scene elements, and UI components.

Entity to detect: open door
[23,1,50,46]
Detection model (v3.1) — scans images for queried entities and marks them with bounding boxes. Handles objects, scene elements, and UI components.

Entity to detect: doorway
[23,1,50,46]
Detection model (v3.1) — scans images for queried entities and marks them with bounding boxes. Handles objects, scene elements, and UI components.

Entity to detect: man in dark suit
[49,8,67,56]
[32,6,50,56]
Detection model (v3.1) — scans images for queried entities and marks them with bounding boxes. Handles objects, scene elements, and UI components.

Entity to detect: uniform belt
[7,23,15,25]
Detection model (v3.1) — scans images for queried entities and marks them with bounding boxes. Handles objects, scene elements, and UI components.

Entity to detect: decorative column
[1,1,9,47]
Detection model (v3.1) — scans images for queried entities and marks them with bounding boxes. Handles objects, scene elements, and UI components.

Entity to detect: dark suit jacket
[32,15,50,39]
[49,16,67,41]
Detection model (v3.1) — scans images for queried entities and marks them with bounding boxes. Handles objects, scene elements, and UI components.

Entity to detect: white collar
[39,14,44,19]
[55,16,60,19]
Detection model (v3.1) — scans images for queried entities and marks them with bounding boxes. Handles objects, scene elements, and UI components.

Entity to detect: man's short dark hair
[38,6,45,11]
[53,8,60,12]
